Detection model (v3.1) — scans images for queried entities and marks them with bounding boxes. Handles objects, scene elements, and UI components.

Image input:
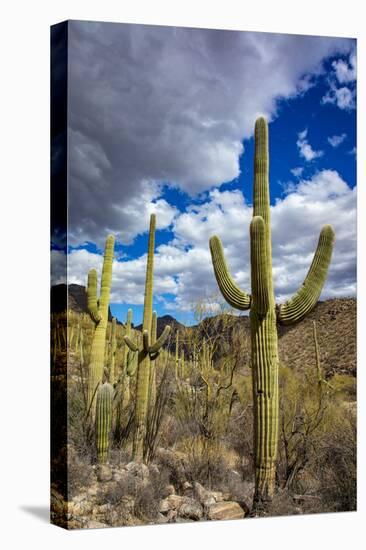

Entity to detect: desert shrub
[329,373,356,401]
[277,363,332,492]
[176,435,231,489]
[226,375,254,481]
[266,489,302,517]
[68,380,96,463]
[68,452,94,498]
[134,485,159,520]
[133,465,170,520]
[98,476,136,506]
[315,408,356,512]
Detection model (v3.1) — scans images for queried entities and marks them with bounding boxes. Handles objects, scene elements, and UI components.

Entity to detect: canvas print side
[50,20,68,528]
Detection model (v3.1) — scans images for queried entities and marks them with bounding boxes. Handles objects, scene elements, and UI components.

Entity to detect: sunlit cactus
[148,311,158,413]
[86,234,115,419]
[124,214,171,462]
[209,117,335,509]
[95,382,113,464]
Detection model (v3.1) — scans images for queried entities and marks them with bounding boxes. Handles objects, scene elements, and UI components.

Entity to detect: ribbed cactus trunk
[95,382,113,463]
[133,214,155,461]
[209,117,335,511]
[86,234,115,420]
[250,119,279,504]
[109,317,117,385]
[148,311,158,413]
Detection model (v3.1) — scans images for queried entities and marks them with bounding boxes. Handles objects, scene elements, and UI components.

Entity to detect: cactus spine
[86,234,115,419]
[124,215,171,462]
[95,382,113,463]
[209,117,335,508]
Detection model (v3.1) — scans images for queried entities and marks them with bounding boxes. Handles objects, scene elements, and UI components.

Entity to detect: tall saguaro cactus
[124,214,171,462]
[209,117,335,508]
[86,234,115,419]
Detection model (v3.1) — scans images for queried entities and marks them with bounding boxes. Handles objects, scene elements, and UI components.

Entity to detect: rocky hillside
[278,298,356,377]
[189,298,356,378]
[53,285,356,378]
[136,315,185,337]
[51,284,114,321]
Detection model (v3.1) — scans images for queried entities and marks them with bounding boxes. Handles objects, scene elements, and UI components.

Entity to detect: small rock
[167,509,178,522]
[86,520,108,529]
[108,510,121,526]
[125,461,150,486]
[207,501,245,521]
[182,481,193,496]
[113,470,129,482]
[162,484,176,498]
[73,493,87,504]
[156,512,169,524]
[149,463,160,476]
[96,464,113,482]
[159,494,185,513]
[73,500,93,516]
[211,491,224,502]
[120,495,135,514]
[51,489,66,515]
[87,484,99,497]
[193,482,216,507]
[179,499,203,521]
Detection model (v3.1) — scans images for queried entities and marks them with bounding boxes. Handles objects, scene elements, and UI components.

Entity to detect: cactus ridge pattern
[109,317,117,385]
[209,117,335,507]
[124,214,171,461]
[95,382,113,463]
[86,234,115,419]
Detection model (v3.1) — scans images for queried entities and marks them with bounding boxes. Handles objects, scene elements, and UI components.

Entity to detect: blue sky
[51,23,356,326]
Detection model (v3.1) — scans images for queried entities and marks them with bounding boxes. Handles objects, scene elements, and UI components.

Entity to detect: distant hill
[51,284,113,321]
[278,298,356,377]
[52,284,356,378]
[135,314,185,338]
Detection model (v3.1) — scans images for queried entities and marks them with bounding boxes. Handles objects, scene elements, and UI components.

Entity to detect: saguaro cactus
[124,214,171,462]
[95,382,113,463]
[86,234,115,419]
[209,117,335,508]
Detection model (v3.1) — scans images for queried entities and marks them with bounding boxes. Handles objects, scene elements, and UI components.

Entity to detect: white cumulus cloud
[322,50,356,110]
[296,129,323,161]
[327,133,347,147]
[56,169,355,316]
[62,21,353,246]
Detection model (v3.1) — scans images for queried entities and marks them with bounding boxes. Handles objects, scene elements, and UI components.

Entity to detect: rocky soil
[51,448,252,529]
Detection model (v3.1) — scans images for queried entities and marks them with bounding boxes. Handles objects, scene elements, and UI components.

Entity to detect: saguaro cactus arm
[124,335,139,352]
[277,225,335,325]
[149,325,171,355]
[87,269,102,322]
[124,327,171,356]
[209,235,251,310]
